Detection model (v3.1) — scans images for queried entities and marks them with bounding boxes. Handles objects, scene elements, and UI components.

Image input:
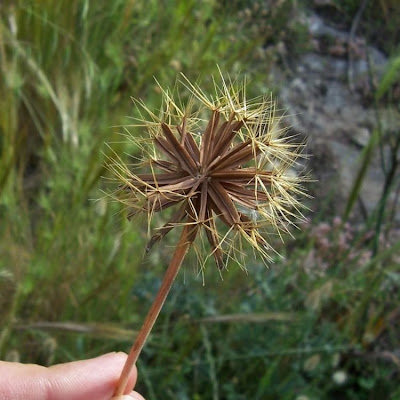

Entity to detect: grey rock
[273,12,397,220]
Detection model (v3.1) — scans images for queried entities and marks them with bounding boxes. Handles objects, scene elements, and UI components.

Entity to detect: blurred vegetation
[311,0,400,55]
[0,1,399,399]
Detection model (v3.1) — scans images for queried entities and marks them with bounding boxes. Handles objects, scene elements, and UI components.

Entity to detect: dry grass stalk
[107,71,308,397]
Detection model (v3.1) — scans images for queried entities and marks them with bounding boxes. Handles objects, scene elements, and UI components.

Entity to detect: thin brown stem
[112,226,191,398]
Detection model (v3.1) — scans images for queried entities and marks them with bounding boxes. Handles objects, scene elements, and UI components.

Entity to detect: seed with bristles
[107,72,307,270]
[107,71,309,398]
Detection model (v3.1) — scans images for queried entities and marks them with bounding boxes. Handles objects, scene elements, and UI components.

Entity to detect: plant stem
[112,226,191,398]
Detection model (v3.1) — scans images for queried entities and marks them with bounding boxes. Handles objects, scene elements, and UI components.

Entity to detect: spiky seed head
[107,72,308,271]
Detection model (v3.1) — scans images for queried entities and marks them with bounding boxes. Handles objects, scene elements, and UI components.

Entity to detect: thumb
[0,352,138,400]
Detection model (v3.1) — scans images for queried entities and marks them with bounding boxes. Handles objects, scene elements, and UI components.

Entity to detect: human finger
[112,392,145,400]
[0,352,137,400]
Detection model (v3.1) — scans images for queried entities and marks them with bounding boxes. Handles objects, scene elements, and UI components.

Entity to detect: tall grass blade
[376,54,400,99]
[343,128,379,220]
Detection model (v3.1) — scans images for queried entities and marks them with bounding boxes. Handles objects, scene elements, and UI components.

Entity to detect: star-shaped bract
[109,73,307,270]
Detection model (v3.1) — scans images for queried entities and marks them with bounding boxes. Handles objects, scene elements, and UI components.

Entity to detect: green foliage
[317,0,400,54]
[1,1,399,399]
[376,53,400,99]
[343,128,379,220]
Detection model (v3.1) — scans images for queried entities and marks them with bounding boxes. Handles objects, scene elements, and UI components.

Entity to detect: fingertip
[102,352,138,397]
[111,391,145,400]
[92,351,138,380]
[48,352,138,400]
[0,354,141,400]
[98,352,139,394]
[128,391,146,400]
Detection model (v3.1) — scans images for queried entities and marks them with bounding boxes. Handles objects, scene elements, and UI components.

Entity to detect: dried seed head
[107,72,308,270]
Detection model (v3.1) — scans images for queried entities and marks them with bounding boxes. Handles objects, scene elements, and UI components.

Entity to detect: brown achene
[108,73,307,398]
[128,112,274,268]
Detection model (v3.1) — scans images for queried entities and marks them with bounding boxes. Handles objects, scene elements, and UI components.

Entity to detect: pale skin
[0,352,145,400]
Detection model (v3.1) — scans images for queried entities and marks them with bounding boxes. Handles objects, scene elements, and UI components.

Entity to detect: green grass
[1,1,400,399]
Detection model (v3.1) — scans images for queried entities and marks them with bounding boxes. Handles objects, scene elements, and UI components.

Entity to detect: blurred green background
[1,1,400,399]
